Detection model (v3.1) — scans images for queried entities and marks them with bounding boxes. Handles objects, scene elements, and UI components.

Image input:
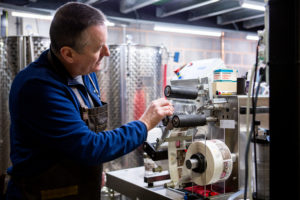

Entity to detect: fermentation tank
[98,44,165,170]
[0,36,50,183]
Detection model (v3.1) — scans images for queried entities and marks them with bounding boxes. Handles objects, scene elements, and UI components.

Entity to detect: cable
[245,66,255,200]
[251,40,265,199]
[244,63,255,200]
[251,39,260,198]
[244,38,262,199]
[245,72,265,199]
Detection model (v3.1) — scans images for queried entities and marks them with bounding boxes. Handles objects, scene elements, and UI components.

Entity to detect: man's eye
[94,46,101,52]
[94,47,101,52]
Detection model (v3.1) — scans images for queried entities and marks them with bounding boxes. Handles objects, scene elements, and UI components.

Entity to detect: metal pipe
[231,153,237,162]
[221,31,225,61]
[185,158,198,170]
[121,24,126,44]
[28,36,34,63]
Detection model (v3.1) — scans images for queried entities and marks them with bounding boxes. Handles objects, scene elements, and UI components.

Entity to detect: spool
[182,140,233,186]
[164,85,198,99]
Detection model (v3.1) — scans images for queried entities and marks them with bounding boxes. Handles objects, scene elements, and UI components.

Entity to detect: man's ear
[60,46,76,63]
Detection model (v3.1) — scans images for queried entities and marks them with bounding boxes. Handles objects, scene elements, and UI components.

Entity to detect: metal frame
[243,17,264,29]
[217,9,264,25]
[188,0,242,21]
[120,0,161,14]
[156,0,219,18]
[106,167,182,200]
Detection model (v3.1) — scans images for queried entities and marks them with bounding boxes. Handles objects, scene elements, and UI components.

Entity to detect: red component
[133,88,146,120]
[173,63,190,75]
[176,140,181,148]
[184,185,219,197]
[174,68,180,73]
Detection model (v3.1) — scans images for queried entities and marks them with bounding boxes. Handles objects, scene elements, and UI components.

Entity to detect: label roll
[164,85,198,99]
[182,140,233,186]
[172,114,206,128]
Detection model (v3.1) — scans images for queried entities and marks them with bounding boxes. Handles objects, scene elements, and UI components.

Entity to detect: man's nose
[103,44,110,56]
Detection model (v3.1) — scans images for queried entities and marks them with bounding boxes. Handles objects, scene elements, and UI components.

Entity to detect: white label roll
[182,139,233,186]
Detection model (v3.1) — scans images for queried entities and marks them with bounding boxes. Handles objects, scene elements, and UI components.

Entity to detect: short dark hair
[50,2,106,54]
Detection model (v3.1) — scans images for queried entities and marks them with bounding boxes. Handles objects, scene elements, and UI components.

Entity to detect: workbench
[106,166,184,200]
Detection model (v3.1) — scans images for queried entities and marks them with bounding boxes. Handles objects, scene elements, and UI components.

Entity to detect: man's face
[72,24,110,76]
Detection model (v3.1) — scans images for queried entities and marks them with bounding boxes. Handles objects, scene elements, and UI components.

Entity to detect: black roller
[172,114,206,128]
[164,85,198,99]
[162,116,169,126]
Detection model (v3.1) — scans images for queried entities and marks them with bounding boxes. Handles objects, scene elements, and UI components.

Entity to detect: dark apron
[12,52,108,200]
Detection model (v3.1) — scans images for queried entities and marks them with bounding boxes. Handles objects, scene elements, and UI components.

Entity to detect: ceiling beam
[217,9,264,25]
[156,0,219,18]
[120,0,161,14]
[0,2,51,15]
[243,16,264,28]
[84,0,108,5]
[188,0,242,21]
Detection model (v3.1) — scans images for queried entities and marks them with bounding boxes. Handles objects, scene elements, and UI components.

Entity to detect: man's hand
[139,98,174,131]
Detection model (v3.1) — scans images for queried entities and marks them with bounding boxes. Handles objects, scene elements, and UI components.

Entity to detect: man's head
[50,2,110,77]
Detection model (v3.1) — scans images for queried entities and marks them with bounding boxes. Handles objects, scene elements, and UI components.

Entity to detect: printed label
[220,120,235,129]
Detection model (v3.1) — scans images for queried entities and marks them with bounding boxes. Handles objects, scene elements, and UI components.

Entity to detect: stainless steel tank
[0,36,49,180]
[98,44,164,170]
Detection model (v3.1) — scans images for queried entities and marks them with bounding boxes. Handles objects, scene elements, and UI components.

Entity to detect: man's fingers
[139,98,174,131]
[154,98,172,107]
[161,105,174,116]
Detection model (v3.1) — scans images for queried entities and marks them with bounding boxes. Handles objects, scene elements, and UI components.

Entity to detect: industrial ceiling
[0,0,265,32]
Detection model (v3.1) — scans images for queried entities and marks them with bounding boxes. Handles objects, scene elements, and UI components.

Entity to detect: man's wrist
[139,119,150,131]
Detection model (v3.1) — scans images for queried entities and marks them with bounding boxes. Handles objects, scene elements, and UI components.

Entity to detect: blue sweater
[7,49,147,185]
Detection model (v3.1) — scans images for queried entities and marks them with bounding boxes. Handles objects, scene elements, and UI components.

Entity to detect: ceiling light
[242,2,266,11]
[105,20,115,27]
[154,25,222,37]
[246,34,259,41]
[12,11,53,20]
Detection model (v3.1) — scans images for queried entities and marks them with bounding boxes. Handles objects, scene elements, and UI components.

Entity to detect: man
[6,2,173,199]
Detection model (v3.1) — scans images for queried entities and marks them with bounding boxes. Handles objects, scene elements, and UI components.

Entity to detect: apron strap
[88,74,100,99]
[71,87,88,109]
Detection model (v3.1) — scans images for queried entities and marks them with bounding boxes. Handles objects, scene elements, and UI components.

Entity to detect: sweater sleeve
[18,79,147,165]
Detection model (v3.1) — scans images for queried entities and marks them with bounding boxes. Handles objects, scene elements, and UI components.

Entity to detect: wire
[245,65,255,200]
[244,38,262,199]
[244,72,265,199]
[251,40,260,197]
